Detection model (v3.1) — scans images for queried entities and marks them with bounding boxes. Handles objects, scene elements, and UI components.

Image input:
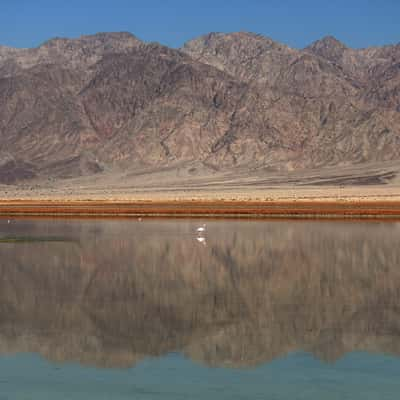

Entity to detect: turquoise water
[0,218,400,398]
[1,352,400,399]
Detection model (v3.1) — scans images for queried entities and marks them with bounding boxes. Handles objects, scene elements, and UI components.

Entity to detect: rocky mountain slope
[0,31,399,184]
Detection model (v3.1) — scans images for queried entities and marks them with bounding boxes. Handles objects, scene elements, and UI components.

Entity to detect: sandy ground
[2,162,400,216]
[1,187,400,201]
[2,183,400,202]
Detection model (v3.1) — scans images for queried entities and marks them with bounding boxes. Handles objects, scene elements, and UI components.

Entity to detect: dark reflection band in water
[0,219,400,369]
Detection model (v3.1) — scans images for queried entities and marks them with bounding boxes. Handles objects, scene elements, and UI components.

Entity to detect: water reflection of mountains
[1,219,400,369]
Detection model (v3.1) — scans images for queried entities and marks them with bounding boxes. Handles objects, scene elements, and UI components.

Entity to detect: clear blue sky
[1,0,399,49]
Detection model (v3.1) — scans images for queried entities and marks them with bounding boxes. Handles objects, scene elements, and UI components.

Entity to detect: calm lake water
[0,218,400,399]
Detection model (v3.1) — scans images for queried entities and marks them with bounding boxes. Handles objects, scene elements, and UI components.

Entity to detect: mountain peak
[183,31,285,52]
[0,32,142,80]
[40,31,140,49]
[306,36,348,62]
[317,35,347,48]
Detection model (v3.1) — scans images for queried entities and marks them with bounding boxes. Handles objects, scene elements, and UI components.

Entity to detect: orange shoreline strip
[1,200,400,218]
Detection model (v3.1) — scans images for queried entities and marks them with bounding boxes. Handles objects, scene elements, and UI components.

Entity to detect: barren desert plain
[2,161,400,217]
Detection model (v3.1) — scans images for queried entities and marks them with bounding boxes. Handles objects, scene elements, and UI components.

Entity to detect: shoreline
[2,200,400,219]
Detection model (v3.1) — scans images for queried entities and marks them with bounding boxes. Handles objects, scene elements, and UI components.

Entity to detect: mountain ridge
[0,31,399,184]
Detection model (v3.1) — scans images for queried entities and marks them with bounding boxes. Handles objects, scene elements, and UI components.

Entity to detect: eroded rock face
[183,33,400,169]
[0,32,399,183]
[0,32,141,77]
[0,219,400,368]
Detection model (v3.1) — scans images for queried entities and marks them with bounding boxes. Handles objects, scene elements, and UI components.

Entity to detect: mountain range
[0,31,399,185]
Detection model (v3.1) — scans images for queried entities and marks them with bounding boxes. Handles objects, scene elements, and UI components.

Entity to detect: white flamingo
[196,224,206,234]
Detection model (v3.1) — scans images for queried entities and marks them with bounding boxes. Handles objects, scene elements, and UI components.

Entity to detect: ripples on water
[0,218,400,399]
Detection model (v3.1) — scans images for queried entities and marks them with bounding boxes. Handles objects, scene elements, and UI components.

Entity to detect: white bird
[196,224,206,234]
[7,220,11,224]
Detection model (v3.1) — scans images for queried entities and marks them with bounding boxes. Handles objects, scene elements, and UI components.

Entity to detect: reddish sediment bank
[1,200,400,218]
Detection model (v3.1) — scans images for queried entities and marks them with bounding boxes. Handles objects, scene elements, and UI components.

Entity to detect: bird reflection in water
[196,236,206,245]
